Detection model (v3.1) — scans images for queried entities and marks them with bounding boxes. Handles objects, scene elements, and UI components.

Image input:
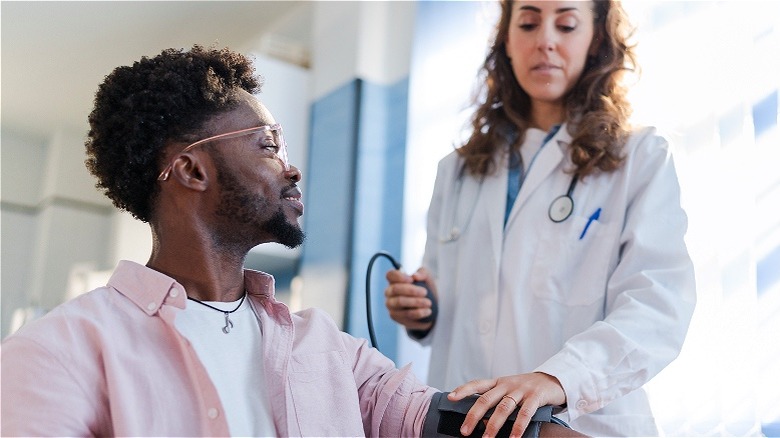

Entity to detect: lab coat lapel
[505,126,570,228]
[450,172,483,241]
[484,153,510,268]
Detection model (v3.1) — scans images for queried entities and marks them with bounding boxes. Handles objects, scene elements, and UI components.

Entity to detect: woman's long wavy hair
[458,0,637,179]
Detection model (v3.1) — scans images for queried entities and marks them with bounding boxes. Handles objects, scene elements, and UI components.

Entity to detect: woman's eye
[557,18,578,32]
[519,23,537,31]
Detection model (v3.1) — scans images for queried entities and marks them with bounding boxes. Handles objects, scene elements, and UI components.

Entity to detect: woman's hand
[384,267,437,331]
[448,372,566,438]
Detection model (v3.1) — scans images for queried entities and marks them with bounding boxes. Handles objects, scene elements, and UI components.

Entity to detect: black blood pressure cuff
[422,392,568,437]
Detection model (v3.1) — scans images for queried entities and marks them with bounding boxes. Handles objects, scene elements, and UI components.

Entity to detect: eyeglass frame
[157,124,289,181]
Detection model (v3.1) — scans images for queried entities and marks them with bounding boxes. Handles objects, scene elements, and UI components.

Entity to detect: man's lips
[283,187,304,215]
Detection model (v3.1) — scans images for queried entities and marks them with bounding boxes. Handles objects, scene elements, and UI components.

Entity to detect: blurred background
[2,1,778,436]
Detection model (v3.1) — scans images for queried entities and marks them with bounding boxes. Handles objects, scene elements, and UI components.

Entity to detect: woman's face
[505,1,596,111]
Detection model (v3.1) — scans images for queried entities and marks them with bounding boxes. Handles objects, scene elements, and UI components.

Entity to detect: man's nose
[285,165,302,183]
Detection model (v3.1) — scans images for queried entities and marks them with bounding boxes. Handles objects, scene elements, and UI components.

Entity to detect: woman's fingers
[449,378,497,400]
[482,394,525,437]
[385,268,412,284]
[459,392,497,436]
[505,397,541,438]
[455,390,540,438]
[447,373,566,437]
[384,270,434,327]
[447,380,499,435]
[388,300,432,322]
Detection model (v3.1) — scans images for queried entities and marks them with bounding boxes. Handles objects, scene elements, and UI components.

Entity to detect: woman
[385,1,696,436]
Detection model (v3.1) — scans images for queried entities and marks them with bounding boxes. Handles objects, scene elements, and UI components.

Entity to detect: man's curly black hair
[85,45,262,223]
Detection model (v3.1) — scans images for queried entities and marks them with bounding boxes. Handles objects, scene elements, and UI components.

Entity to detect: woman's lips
[532,62,560,72]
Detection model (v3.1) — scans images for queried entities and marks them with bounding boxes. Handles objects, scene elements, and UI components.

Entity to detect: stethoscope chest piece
[548,195,574,222]
[548,174,579,223]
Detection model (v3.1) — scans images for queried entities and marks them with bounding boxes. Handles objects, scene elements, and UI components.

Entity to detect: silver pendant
[222,312,234,334]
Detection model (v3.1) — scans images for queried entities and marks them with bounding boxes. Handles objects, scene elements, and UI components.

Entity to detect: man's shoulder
[2,287,120,363]
[289,307,367,350]
[3,287,127,350]
[291,307,340,330]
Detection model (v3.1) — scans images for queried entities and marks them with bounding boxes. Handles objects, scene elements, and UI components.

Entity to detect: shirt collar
[107,260,277,316]
[244,269,276,299]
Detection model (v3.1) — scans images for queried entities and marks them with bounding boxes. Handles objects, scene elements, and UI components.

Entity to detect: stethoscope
[444,147,579,242]
[548,174,578,223]
[444,171,579,242]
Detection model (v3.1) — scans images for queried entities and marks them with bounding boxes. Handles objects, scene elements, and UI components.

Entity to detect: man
[1,45,580,437]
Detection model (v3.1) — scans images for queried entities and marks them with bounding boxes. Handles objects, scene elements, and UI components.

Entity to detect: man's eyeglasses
[157,124,289,181]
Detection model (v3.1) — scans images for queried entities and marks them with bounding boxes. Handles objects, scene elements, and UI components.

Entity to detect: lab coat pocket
[530,214,618,306]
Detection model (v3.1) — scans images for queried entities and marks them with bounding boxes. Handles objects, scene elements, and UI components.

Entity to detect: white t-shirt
[175,295,276,437]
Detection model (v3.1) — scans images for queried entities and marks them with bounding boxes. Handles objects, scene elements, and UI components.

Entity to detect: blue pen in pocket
[579,207,601,240]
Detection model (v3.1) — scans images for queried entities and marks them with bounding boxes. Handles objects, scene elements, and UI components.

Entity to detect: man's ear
[169,152,210,191]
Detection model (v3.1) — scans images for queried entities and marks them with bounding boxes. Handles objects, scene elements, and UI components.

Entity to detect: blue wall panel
[300,80,359,314]
[346,78,410,360]
[302,80,359,266]
[300,77,409,362]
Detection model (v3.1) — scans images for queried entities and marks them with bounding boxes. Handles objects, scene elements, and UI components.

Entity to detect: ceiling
[1,1,310,143]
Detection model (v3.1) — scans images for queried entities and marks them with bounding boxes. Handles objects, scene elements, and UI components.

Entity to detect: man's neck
[147,258,247,302]
[146,234,248,302]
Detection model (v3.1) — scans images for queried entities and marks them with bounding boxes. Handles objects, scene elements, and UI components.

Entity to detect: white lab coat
[417,124,696,437]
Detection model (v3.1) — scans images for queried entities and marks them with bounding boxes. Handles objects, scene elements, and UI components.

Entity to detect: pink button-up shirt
[1,260,435,437]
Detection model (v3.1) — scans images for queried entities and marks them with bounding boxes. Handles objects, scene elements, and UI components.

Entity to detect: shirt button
[207,408,219,419]
[169,288,180,298]
[479,320,491,334]
[575,400,588,410]
[146,302,156,311]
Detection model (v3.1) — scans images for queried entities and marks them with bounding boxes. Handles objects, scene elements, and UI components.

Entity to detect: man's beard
[261,208,306,249]
[213,156,305,252]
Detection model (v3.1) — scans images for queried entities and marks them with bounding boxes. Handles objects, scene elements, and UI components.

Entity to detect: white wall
[1,208,39,335]
[311,1,415,100]
[1,129,113,337]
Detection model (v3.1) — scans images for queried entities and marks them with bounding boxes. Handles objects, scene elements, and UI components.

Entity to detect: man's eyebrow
[518,5,579,14]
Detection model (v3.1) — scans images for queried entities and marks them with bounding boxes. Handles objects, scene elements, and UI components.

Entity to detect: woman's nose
[537,24,556,52]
